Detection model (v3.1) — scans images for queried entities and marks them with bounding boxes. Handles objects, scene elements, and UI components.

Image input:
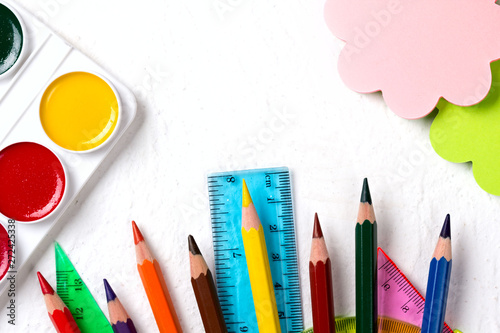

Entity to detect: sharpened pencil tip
[37,271,54,295]
[132,221,144,245]
[360,178,372,204]
[188,235,201,255]
[103,279,117,302]
[242,179,253,207]
[440,214,451,239]
[313,213,323,238]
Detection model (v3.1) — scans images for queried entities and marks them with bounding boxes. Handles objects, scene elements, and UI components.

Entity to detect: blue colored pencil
[421,214,452,333]
[103,279,138,333]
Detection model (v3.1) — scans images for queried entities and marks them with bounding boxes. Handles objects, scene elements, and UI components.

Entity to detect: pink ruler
[377,248,453,333]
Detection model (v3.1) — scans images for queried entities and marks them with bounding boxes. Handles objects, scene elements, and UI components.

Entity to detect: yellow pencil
[241,179,281,333]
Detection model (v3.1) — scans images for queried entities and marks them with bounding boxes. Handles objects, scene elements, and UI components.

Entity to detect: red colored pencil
[309,213,336,333]
[37,271,81,333]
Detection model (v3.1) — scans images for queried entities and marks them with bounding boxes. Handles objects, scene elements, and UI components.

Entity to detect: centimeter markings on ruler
[55,243,113,332]
[56,269,84,319]
[377,248,454,333]
[208,167,303,333]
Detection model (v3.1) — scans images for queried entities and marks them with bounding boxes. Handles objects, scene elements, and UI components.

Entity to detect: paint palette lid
[39,71,121,153]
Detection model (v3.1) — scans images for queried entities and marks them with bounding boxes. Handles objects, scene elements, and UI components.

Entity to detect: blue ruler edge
[208,167,303,333]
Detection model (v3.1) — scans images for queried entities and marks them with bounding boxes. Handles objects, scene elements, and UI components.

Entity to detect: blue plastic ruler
[207,167,303,333]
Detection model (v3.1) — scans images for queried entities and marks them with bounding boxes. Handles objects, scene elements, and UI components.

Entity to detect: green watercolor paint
[0,3,24,75]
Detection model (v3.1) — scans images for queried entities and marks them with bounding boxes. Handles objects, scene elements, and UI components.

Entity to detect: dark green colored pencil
[355,178,377,333]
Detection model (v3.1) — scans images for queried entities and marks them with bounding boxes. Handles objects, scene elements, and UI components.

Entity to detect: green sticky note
[55,242,113,333]
[430,61,500,196]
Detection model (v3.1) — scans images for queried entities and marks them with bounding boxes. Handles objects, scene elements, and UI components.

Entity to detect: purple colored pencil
[103,279,138,333]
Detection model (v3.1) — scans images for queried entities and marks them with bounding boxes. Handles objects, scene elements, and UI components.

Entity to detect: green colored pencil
[355,178,377,333]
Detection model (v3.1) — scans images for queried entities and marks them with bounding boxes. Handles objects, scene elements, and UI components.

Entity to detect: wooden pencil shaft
[133,222,182,333]
[357,203,376,225]
[310,258,336,333]
[422,215,452,333]
[191,271,228,333]
[39,272,80,333]
[241,181,280,333]
[108,302,136,333]
[188,235,227,332]
[112,319,137,333]
[421,258,452,333]
[138,259,182,333]
[355,221,377,333]
[107,299,129,325]
[43,293,66,315]
[242,226,281,333]
[433,237,452,261]
[104,279,137,333]
[49,308,81,333]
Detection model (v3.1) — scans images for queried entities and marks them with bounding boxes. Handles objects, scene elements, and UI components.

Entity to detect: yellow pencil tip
[242,179,253,207]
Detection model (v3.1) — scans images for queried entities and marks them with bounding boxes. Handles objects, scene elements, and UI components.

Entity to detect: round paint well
[40,72,121,152]
[0,2,25,77]
[0,223,9,281]
[0,142,66,222]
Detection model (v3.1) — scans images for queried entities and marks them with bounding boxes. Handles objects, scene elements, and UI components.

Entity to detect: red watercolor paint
[0,142,66,222]
[0,224,9,281]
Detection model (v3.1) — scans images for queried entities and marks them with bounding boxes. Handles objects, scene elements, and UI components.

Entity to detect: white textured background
[1,0,499,331]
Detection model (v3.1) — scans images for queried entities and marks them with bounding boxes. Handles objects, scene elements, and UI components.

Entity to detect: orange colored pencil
[132,221,182,333]
[37,271,81,333]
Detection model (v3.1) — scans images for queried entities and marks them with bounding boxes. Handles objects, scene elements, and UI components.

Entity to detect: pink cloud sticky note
[325,0,500,119]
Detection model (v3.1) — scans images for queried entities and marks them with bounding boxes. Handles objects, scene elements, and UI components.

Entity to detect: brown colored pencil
[188,235,228,333]
[309,213,336,333]
[132,221,182,333]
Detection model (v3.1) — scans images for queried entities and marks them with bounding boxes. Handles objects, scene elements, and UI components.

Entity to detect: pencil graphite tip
[103,279,117,302]
[242,179,253,207]
[37,271,54,295]
[132,220,144,245]
[188,235,201,255]
[440,214,451,239]
[360,178,372,204]
[313,213,323,238]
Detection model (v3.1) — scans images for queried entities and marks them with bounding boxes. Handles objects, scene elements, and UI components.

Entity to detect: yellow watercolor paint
[40,72,119,152]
